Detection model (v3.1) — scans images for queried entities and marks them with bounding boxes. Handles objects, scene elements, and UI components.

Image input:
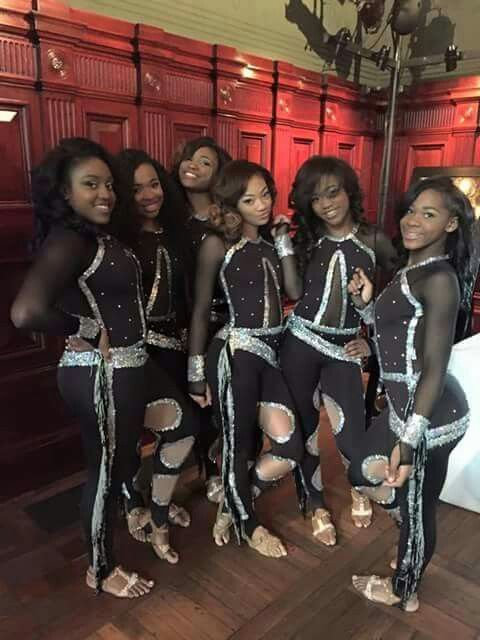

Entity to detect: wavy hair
[30,137,120,252]
[290,155,367,276]
[210,160,276,243]
[171,136,232,209]
[113,149,190,253]
[395,176,478,339]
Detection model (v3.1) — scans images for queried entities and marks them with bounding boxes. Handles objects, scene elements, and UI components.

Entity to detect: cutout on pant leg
[258,402,295,443]
[355,484,395,505]
[159,435,195,470]
[145,398,182,432]
[361,455,389,485]
[152,473,177,506]
[311,464,323,491]
[306,424,320,456]
[255,453,296,482]
[322,394,345,436]
[312,385,322,411]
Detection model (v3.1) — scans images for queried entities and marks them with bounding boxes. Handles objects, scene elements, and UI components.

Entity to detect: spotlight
[445,44,463,72]
[372,45,391,71]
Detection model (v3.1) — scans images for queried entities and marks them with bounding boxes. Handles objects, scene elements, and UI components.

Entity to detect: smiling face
[178,146,219,193]
[133,162,164,220]
[63,157,115,225]
[400,188,458,255]
[310,174,352,231]
[236,174,273,229]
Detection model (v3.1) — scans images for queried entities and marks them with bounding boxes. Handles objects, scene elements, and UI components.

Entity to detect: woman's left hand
[344,337,371,359]
[383,443,413,488]
[271,214,291,238]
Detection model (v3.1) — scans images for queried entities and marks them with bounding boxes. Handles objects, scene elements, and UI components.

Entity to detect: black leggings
[207,338,304,537]
[124,354,198,527]
[58,364,145,577]
[281,329,365,511]
[348,375,468,595]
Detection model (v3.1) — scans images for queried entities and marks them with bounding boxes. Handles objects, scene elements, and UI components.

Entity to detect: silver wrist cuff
[274,233,295,259]
[188,354,206,383]
[357,301,375,325]
[402,413,430,449]
[76,316,100,339]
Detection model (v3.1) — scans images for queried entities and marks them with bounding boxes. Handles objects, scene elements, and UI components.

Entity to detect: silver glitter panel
[402,413,430,448]
[78,236,105,327]
[274,233,295,259]
[262,257,283,329]
[258,401,295,443]
[288,314,362,364]
[215,326,282,369]
[76,315,100,339]
[147,329,185,352]
[188,355,206,382]
[311,464,323,491]
[59,340,147,369]
[313,248,341,325]
[306,425,320,456]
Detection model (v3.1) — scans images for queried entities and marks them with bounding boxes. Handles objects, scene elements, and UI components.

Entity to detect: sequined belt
[387,396,469,450]
[146,329,186,352]
[59,340,148,369]
[287,313,361,364]
[215,324,282,369]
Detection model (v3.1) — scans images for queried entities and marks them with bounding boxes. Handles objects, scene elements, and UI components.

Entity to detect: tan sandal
[245,526,287,558]
[126,507,151,543]
[206,476,224,504]
[213,502,232,546]
[312,508,336,546]
[168,502,191,528]
[351,488,373,528]
[151,524,179,564]
[86,565,154,598]
[352,574,419,612]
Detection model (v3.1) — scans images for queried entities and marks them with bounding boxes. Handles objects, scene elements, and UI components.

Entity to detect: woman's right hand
[347,268,374,307]
[66,327,111,361]
[189,383,212,408]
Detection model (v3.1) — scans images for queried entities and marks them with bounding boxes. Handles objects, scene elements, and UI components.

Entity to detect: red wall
[0,0,479,498]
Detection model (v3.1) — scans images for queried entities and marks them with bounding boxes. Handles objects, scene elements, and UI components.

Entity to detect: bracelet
[357,301,375,325]
[274,233,295,259]
[188,354,206,383]
[402,413,430,449]
[76,316,100,339]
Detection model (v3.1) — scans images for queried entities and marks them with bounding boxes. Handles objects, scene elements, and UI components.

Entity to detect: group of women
[11,133,476,612]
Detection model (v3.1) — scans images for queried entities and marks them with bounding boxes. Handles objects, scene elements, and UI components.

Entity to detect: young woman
[113,149,199,551]
[172,137,232,502]
[188,160,304,557]
[280,156,397,546]
[11,138,156,598]
[348,176,475,611]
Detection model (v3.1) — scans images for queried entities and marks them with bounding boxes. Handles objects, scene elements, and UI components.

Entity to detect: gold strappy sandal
[86,565,154,598]
[213,502,232,546]
[151,524,179,564]
[126,507,151,543]
[352,574,419,612]
[351,488,373,528]
[168,502,191,528]
[312,508,337,546]
[245,526,287,558]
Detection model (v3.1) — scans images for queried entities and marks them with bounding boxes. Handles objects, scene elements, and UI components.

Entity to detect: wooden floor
[1,412,480,640]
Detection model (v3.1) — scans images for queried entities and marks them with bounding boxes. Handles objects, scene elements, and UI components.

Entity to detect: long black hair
[113,149,190,249]
[171,136,232,210]
[30,137,120,253]
[290,155,367,276]
[396,176,478,339]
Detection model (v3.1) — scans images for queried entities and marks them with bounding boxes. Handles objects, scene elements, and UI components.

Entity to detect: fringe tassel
[91,353,111,593]
[394,433,427,608]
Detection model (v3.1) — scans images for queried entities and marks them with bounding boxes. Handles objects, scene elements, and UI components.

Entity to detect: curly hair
[113,149,190,254]
[171,136,232,209]
[30,137,120,253]
[290,155,367,276]
[210,160,277,243]
[395,176,478,340]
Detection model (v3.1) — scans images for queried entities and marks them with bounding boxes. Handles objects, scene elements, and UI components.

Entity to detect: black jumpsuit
[348,256,469,604]
[189,233,304,539]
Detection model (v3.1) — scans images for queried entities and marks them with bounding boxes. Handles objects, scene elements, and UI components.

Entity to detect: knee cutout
[306,424,320,456]
[255,453,296,482]
[145,398,182,432]
[312,385,322,411]
[151,473,177,506]
[159,436,195,470]
[361,455,389,485]
[258,402,295,443]
[355,484,395,505]
[311,464,323,491]
[322,394,345,436]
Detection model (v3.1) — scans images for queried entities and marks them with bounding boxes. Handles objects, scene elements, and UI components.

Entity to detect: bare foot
[151,524,179,564]
[86,565,154,598]
[352,574,419,612]
[168,502,191,528]
[206,476,224,504]
[312,508,336,546]
[351,488,373,528]
[246,526,287,558]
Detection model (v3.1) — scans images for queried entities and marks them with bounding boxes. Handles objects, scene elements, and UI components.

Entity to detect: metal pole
[377,33,402,229]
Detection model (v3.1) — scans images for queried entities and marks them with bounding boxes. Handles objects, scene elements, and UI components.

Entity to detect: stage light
[445,45,463,72]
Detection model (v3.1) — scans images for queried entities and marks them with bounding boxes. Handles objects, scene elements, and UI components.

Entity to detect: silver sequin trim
[146,245,172,319]
[322,393,345,436]
[311,464,323,491]
[59,340,147,369]
[306,425,320,456]
[75,315,100,339]
[258,401,295,443]
[402,413,430,448]
[188,355,206,383]
[215,325,282,368]
[255,454,296,482]
[288,314,361,364]
[361,454,389,485]
[147,329,185,352]
[262,257,282,329]
[146,398,182,432]
[274,233,295,259]
[78,237,105,327]
[357,302,375,326]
